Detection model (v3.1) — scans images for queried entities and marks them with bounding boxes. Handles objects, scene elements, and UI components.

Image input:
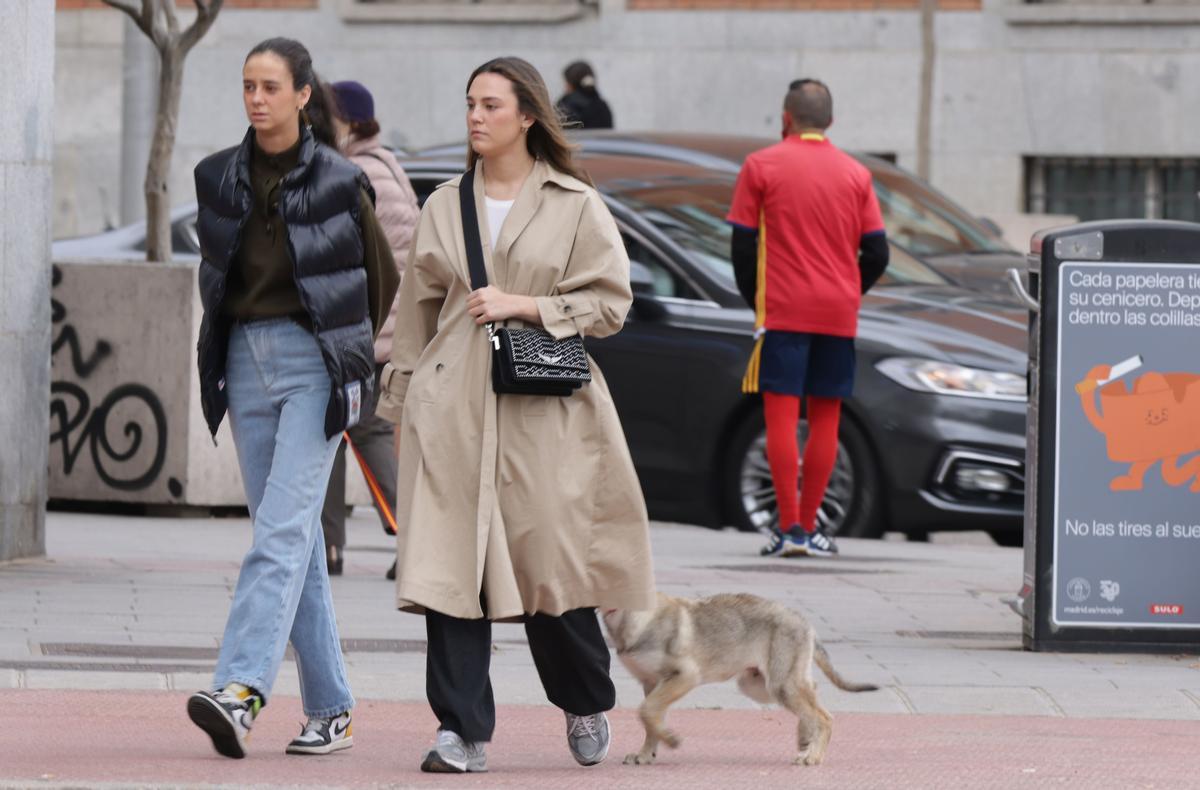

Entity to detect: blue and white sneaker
[760,526,807,557]
[802,527,839,558]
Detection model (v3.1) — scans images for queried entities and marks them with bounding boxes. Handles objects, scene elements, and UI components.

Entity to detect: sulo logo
[1149,604,1184,616]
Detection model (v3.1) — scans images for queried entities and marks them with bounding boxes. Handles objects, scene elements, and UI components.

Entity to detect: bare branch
[138,0,168,50]
[102,0,141,15]
[109,0,224,261]
[101,0,154,39]
[180,0,225,56]
[160,0,181,41]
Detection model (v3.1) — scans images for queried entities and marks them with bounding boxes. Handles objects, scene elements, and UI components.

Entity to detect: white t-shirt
[484,196,514,250]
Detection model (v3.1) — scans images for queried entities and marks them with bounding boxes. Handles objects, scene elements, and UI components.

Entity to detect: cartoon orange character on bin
[1076,355,1200,492]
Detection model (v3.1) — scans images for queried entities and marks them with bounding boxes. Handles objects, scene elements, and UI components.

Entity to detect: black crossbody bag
[459,168,591,397]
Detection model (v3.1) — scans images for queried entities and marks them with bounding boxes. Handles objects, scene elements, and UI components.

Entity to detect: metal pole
[916,0,936,182]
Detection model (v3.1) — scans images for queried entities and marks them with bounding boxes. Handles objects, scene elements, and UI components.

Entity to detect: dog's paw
[624,752,656,765]
[661,729,682,749]
[794,751,824,766]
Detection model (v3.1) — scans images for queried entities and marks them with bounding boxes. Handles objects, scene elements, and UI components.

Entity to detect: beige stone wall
[49,259,376,509]
[1,3,54,561]
[53,1,1200,237]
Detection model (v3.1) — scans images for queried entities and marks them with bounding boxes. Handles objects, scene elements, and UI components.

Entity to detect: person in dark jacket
[555,60,613,130]
[186,37,398,761]
[320,79,419,580]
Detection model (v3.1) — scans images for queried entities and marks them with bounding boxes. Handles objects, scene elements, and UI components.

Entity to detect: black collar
[233,122,317,192]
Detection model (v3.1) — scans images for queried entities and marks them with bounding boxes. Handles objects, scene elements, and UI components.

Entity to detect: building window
[628,0,980,8]
[341,0,592,23]
[1025,157,1200,223]
[57,0,318,8]
[1006,1,1200,27]
[1022,0,1192,4]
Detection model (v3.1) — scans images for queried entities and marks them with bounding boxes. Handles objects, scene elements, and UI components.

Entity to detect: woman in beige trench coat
[374,57,656,774]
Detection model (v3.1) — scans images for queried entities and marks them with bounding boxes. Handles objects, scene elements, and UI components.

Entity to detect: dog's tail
[814,641,878,692]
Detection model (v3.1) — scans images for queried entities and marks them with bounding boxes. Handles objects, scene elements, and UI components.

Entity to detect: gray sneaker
[565,711,610,766]
[420,729,488,773]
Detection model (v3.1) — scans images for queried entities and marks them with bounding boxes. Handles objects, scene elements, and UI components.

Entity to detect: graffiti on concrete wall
[50,265,179,495]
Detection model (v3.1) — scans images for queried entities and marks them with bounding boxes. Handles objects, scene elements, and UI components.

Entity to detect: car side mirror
[629,260,668,321]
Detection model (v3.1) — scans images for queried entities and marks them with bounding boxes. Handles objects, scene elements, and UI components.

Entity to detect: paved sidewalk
[1,511,1198,787]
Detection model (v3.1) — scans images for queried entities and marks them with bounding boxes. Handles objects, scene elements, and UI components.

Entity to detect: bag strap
[361,150,406,191]
[459,167,489,291]
[460,168,500,350]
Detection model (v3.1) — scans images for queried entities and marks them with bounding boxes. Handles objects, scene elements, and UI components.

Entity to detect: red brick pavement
[2,689,1197,789]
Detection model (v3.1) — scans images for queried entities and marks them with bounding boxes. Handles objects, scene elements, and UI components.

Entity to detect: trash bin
[1013,220,1200,651]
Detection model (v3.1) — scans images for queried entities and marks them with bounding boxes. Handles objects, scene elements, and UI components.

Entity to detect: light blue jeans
[212,318,355,718]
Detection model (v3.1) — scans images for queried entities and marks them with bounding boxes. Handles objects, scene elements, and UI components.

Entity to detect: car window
[874,244,949,288]
[614,179,948,291]
[872,168,1009,257]
[615,181,738,287]
[622,233,698,300]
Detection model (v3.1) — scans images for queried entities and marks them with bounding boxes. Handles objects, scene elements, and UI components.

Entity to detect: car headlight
[875,357,1026,402]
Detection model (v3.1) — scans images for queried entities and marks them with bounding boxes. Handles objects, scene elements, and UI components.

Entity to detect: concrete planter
[49,259,373,509]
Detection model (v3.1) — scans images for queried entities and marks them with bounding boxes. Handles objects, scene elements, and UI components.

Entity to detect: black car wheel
[723,410,883,539]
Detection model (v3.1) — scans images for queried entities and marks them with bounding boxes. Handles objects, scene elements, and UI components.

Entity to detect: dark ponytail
[563,60,599,97]
[245,37,337,148]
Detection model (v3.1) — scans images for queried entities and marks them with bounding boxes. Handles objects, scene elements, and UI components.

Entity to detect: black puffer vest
[194,125,377,440]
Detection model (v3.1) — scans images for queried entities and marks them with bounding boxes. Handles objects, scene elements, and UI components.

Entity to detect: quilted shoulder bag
[459,167,591,397]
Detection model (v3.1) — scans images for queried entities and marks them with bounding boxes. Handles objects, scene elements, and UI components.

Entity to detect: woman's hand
[466,286,540,326]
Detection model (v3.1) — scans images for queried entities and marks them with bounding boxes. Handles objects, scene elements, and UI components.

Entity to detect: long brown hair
[465,57,592,186]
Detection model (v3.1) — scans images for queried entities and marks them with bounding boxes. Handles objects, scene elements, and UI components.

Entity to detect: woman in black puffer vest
[186,37,397,760]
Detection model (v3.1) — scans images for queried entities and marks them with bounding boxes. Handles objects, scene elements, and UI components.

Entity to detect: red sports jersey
[727,134,884,338]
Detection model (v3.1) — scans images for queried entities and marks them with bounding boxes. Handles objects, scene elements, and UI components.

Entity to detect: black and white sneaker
[286,711,353,755]
[187,685,261,759]
[803,527,839,558]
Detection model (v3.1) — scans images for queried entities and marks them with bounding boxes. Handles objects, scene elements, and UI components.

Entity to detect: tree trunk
[916,0,937,182]
[104,0,224,263]
[144,50,183,263]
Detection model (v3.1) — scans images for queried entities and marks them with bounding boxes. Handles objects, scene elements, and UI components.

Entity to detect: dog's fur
[602,592,877,766]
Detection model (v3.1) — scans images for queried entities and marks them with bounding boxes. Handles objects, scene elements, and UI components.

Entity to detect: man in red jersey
[727,79,889,558]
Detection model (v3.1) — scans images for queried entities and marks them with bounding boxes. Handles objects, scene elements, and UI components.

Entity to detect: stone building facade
[54,0,1200,238]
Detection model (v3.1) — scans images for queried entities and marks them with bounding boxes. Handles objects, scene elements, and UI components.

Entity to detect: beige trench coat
[375,159,657,621]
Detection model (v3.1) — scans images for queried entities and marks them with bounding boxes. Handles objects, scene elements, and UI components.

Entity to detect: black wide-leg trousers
[424,606,615,742]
